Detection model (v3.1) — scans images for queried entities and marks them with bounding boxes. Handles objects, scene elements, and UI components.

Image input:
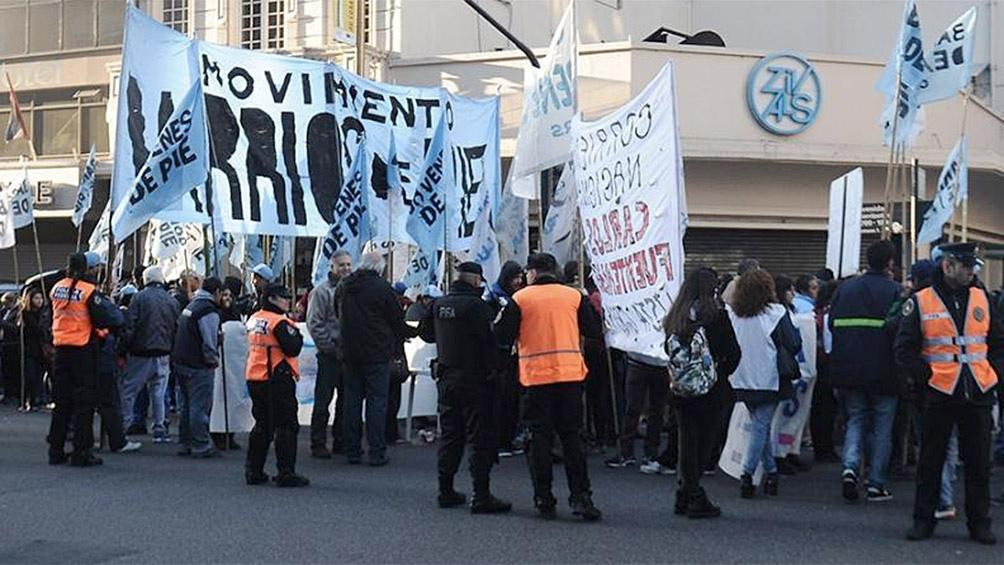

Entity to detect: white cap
[143,265,165,285]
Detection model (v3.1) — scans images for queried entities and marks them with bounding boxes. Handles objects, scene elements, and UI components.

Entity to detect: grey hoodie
[307,273,341,355]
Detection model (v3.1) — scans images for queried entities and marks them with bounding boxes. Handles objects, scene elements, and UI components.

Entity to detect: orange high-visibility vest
[50,278,96,347]
[245,310,300,382]
[917,286,998,395]
[513,284,587,387]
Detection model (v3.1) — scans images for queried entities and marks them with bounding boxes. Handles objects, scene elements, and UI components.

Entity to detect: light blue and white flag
[400,247,442,291]
[312,141,372,286]
[7,163,33,229]
[541,164,581,267]
[0,188,14,249]
[405,114,450,262]
[112,81,209,240]
[72,145,97,227]
[88,201,111,260]
[917,7,977,104]
[917,135,967,244]
[878,0,928,147]
[268,236,294,279]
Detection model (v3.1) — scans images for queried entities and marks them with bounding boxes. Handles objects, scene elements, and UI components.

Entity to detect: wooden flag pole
[882,64,905,240]
[74,223,83,253]
[30,221,45,298]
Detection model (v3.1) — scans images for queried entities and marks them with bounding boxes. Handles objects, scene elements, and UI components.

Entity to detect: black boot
[69,452,103,467]
[274,472,310,487]
[763,473,779,496]
[674,488,687,515]
[438,476,467,508]
[245,471,270,485]
[969,524,997,545]
[687,487,722,519]
[569,493,602,521]
[906,520,935,541]
[535,495,557,520]
[471,494,512,514]
[740,473,755,498]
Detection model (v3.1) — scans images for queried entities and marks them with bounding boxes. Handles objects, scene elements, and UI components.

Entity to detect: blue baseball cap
[84,251,105,269]
[251,263,275,282]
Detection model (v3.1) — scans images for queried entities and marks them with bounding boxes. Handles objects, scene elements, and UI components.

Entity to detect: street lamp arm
[461,0,541,68]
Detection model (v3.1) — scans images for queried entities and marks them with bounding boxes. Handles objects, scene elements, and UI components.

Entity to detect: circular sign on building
[746,51,821,136]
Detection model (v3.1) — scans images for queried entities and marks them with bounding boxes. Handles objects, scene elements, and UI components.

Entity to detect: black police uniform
[895,244,1004,543]
[419,277,507,511]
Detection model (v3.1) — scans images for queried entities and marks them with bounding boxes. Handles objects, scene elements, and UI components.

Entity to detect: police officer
[497,253,603,521]
[896,243,1004,544]
[419,262,511,514]
[244,283,308,487]
[48,252,123,467]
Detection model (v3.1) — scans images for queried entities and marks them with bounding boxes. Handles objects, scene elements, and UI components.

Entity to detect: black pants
[619,361,668,460]
[495,358,521,450]
[913,400,992,529]
[676,393,719,496]
[522,381,591,502]
[24,356,45,406]
[437,371,495,497]
[246,369,300,476]
[387,374,402,443]
[48,345,98,457]
[584,341,615,444]
[96,362,127,450]
[810,362,837,456]
[310,352,343,451]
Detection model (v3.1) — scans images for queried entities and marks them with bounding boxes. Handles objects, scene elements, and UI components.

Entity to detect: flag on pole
[72,145,98,227]
[541,164,581,267]
[88,201,111,260]
[917,7,978,105]
[0,189,15,249]
[312,141,372,286]
[111,81,209,240]
[7,163,33,229]
[917,135,967,244]
[405,113,450,261]
[510,0,577,199]
[877,0,929,147]
[4,73,30,148]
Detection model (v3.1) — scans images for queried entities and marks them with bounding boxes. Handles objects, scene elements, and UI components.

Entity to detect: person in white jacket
[727,270,802,499]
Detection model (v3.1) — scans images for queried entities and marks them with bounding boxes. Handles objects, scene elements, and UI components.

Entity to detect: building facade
[1,0,1002,286]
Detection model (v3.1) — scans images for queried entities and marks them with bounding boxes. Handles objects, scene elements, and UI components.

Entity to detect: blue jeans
[743,401,779,476]
[939,427,959,508]
[841,390,898,488]
[119,355,170,437]
[176,365,215,454]
[342,361,390,461]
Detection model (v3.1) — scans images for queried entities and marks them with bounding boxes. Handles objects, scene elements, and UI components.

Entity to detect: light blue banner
[917,135,967,244]
[312,142,372,286]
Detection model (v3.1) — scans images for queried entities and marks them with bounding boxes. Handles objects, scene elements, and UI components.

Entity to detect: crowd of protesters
[4,237,1004,544]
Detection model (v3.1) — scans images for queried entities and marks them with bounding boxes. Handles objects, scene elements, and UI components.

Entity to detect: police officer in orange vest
[896,243,1004,544]
[244,283,308,487]
[419,262,512,514]
[48,252,123,467]
[497,253,603,521]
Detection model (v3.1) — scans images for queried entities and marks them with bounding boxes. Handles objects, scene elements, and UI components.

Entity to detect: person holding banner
[897,243,1003,545]
[496,253,603,521]
[47,252,123,467]
[663,267,740,519]
[727,270,801,498]
[244,284,308,488]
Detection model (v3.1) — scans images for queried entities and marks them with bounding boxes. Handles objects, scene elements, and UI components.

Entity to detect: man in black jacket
[172,277,223,458]
[336,251,416,466]
[897,243,1004,544]
[829,240,902,503]
[420,262,511,514]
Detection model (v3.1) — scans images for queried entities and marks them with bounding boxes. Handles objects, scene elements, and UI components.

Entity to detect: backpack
[666,326,717,397]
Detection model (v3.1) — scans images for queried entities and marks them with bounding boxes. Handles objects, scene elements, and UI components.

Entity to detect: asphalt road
[2,405,1002,564]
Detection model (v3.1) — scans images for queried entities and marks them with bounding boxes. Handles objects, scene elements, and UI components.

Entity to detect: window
[163,0,188,34]
[0,92,110,158]
[36,107,77,156]
[241,0,283,50]
[0,0,125,56]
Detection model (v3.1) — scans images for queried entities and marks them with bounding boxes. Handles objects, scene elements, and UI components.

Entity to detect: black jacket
[418,281,496,377]
[336,269,416,364]
[829,270,902,394]
[894,272,1004,406]
[494,275,603,347]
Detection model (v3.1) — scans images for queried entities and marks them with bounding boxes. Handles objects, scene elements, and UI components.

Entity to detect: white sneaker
[116,441,142,453]
[639,460,675,475]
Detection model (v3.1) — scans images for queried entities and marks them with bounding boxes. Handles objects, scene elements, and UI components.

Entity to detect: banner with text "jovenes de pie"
[570,63,687,362]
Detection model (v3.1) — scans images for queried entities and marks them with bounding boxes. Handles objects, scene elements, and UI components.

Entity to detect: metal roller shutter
[684,228,828,278]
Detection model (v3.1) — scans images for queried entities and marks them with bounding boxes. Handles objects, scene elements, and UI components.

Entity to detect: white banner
[541,164,580,267]
[458,200,501,285]
[878,0,928,147]
[113,81,210,240]
[210,320,254,433]
[0,190,14,249]
[825,168,864,279]
[7,165,33,229]
[917,7,977,105]
[72,145,97,227]
[156,223,207,280]
[918,135,967,244]
[497,181,529,265]
[88,201,111,260]
[571,63,687,361]
[510,0,576,198]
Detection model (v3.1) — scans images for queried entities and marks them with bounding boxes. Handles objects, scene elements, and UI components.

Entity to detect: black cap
[263,283,292,300]
[938,242,982,268]
[526,253,558,273]
[457,261,484,279]
[67,252,87,273]
[201,276,223,294]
